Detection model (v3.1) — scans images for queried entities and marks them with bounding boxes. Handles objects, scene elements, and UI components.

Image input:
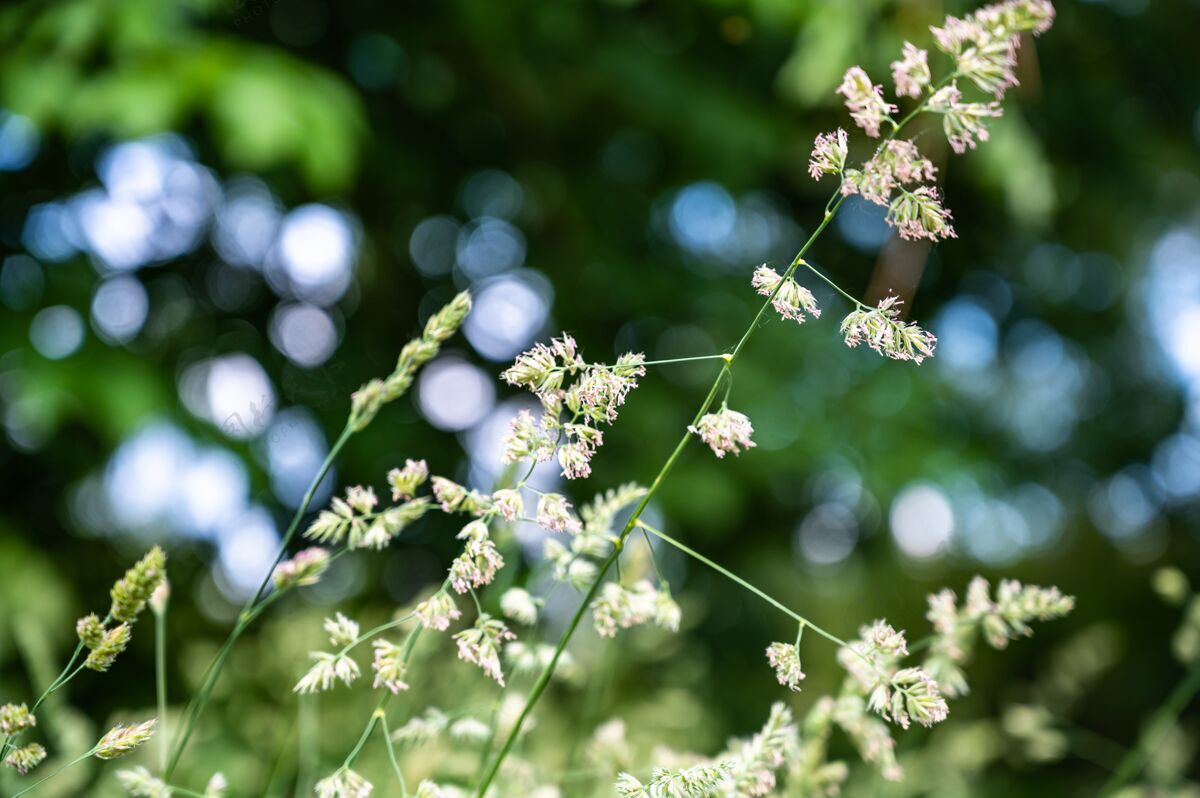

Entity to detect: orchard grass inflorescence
[0,3,1108,797]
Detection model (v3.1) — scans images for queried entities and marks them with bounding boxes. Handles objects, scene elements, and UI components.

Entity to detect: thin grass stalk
[164,423,353,779]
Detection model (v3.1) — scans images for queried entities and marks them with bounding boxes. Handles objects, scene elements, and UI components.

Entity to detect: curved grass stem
[1101,657,1200,795]
[470,81,958,791]
[636,520,846,647]
[335,614,416,660]
[1,632,98,762]
[164,422,354,780]
[641,355,730,366]
[550,354,728,374]
[799,255,861,309]
[473,182,849,797]
[155,606,169,772]
[10,749,95,798]
[341,696,392,771]
[379,716,408,797]
[323,580,441,792]
[295,694,318,798]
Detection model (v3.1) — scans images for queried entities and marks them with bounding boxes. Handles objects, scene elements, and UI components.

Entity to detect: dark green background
[1,0,1198,794]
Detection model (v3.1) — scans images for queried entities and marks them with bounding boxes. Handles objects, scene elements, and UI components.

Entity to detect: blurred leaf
[0,0,365,193]
[970,112,1058,229]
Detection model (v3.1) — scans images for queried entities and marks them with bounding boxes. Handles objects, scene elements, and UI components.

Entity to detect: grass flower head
[689,407,756,458]
[315,768,373,798]
[453,615,516,686]
[273,547,330,590]
[765,642,806,692]
[836,66,897,138]
[85,623,131,672]
[371,640,409,693]
[109,546,167,622]
[95,719,157,759]
[0,703,36,735]
[3,743,46,775]
[808,129,848,180]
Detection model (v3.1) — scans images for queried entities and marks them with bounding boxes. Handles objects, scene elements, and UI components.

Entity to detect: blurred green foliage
[1,0,364,191]
[1,0,1199,795]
